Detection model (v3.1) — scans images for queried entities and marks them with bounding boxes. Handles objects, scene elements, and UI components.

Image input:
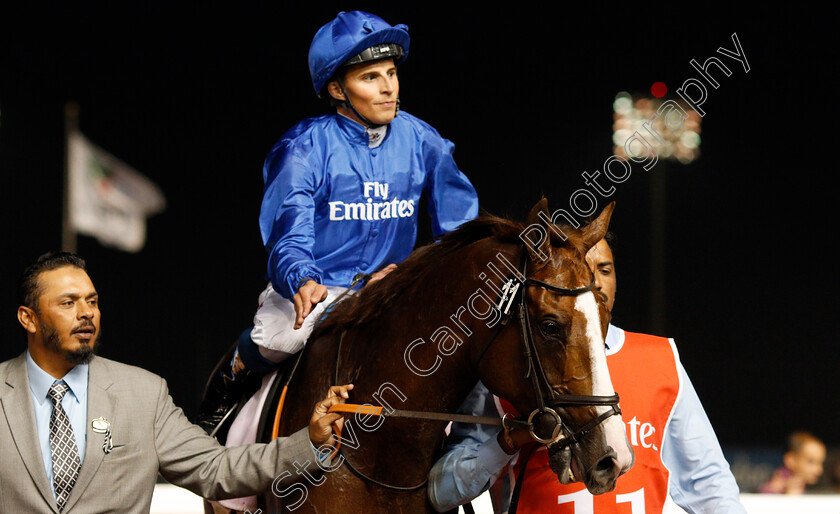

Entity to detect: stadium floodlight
[612,91,702,164]
[611,91,703,334]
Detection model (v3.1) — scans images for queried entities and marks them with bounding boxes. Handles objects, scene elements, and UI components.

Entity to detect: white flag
[67,131,165,252]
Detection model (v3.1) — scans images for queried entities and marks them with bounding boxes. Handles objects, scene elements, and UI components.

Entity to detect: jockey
[198,10,479,432]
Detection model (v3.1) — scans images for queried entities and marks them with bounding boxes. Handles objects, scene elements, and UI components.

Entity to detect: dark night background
[1,1,837,462]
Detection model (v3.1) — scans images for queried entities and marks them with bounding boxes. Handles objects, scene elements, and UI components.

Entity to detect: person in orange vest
[427,233,746,513]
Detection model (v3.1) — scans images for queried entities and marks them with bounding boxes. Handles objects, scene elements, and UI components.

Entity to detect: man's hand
[309,384,354,448]
[293,280,329,329]
[367,264,397,286]
[498,426,536,455]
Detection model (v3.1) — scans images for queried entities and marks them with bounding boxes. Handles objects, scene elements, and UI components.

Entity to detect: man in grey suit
[1,251,352,513]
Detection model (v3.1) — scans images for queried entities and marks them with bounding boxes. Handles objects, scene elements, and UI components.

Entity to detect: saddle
[197,332,291,445]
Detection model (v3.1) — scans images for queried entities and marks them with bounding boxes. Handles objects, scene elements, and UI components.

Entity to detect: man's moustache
[71,321,96,334]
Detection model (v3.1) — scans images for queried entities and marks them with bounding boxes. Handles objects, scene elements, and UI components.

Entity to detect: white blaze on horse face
[574,292,634,470]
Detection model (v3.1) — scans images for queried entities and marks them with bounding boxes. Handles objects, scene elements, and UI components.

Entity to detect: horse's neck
[316,239,520,489]
[343,239,520,422]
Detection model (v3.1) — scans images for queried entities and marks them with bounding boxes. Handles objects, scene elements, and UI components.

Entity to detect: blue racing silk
[259,111,479,300]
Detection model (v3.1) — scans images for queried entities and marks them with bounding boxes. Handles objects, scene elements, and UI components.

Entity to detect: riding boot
[196,348,262,439]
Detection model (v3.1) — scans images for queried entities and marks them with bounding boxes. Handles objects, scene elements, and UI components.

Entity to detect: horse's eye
[540,320,560,337]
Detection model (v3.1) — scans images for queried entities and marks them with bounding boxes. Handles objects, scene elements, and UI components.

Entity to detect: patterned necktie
[48,382,81,511]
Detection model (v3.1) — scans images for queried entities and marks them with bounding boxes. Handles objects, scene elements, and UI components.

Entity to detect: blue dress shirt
[26,351,88,499]
[427,325,746,513]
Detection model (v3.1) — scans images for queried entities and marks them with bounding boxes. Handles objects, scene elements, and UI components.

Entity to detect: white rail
[149,484,840,514]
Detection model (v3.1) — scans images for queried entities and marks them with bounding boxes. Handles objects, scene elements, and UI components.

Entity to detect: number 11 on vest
[557,488,646,513]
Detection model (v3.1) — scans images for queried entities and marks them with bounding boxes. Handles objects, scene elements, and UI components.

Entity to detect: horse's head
[480,199,633,495]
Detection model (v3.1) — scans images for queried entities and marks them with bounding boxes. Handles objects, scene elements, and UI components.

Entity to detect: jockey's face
[329,58,399,126]
[585,239,616,313]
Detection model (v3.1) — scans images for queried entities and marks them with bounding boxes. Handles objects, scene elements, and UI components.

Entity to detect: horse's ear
[526,198,549,225]
[582,202,615,252]
[522,198,553,264]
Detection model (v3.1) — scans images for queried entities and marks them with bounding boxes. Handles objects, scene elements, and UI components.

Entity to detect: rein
[326,247,622,491]
[331,330,432,491]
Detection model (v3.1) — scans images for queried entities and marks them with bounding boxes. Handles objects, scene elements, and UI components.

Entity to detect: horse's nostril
[595,456,616,474]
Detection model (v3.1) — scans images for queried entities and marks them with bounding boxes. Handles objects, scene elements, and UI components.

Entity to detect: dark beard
[43,324,101,365]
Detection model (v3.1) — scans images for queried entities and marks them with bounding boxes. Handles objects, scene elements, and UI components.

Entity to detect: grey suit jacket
[0,353,313,513]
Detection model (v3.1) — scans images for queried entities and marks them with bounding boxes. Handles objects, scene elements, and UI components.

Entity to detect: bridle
[475,249,621,447]
[327,247,622,491]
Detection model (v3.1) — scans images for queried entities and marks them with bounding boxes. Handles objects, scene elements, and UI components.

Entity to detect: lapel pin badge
[91,417,109,433]
[91,417,113,454]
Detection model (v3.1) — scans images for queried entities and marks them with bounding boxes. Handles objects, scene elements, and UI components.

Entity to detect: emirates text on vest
[626,415,658,450]
[328,181,415,221]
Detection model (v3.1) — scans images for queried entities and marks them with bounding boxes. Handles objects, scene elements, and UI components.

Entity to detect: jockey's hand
[367,263,397,285]
[309,384,354,448]
[293,280,329,329]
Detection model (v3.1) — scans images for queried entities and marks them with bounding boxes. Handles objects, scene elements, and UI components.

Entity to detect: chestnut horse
[251,199,632,513]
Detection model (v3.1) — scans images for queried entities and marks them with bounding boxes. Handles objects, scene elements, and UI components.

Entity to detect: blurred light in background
[612,91,702,164]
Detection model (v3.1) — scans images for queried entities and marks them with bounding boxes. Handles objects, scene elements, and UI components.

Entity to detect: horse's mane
[311,214,524,337]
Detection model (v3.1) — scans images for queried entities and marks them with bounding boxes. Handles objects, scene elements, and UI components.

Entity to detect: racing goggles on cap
[342,43,404,68]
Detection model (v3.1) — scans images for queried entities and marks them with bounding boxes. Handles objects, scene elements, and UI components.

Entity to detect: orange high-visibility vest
[494,330,681,514]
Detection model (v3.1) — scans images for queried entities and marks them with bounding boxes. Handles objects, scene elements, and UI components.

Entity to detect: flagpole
[62,102,79,253]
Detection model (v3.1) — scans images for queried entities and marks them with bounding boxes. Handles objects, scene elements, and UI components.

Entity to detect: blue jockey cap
[309,11,410,96]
